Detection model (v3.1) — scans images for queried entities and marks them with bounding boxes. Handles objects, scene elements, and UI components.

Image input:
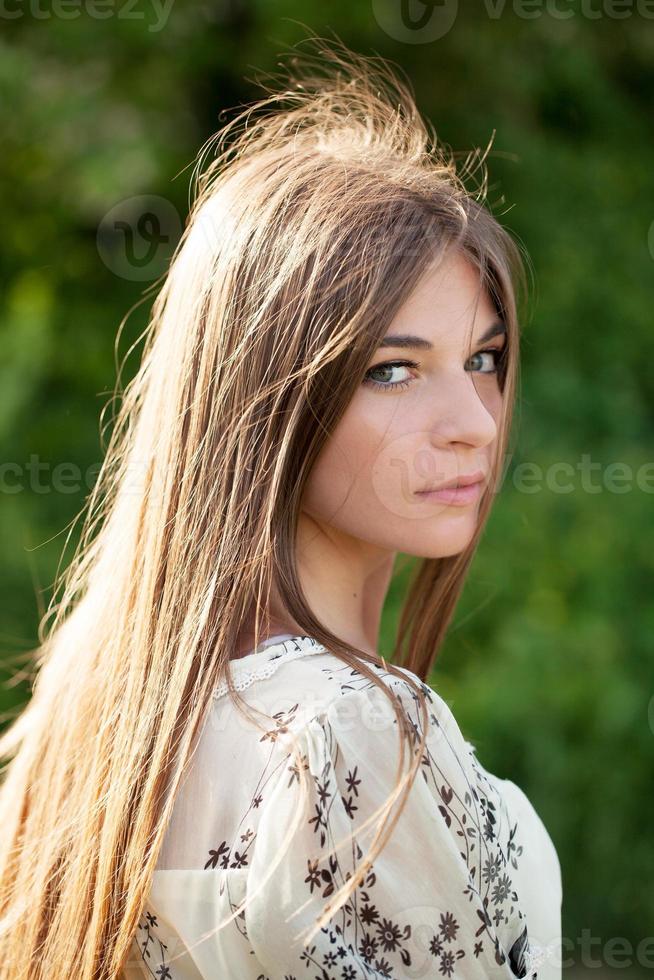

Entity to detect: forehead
[384,251,497,345]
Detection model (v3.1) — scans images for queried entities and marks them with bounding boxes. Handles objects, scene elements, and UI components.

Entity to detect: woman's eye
[362,360,417,392]
[466,348,506,375]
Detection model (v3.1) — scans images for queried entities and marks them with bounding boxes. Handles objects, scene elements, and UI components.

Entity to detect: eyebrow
[379,320,507,350]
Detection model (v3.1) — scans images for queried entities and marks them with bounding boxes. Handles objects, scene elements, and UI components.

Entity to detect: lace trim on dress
[211,635,479,756]
[212,635,328,700]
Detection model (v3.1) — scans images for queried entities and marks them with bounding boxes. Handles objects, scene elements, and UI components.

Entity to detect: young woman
[0,38,562,980]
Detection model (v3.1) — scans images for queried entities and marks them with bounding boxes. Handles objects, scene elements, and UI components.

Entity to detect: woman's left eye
[466,348,505,375]
[362,349,505,392]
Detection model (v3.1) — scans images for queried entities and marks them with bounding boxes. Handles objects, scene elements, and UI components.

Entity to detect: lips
[415,478,485,507]
[418,470,486,493]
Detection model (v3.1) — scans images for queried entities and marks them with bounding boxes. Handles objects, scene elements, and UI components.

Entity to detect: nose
[427,371,499,451]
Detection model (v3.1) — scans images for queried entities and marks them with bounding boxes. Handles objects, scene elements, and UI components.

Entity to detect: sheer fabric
[126,635,562,979]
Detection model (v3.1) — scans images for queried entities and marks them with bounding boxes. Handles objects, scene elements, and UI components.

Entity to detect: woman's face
[302,250,506,559]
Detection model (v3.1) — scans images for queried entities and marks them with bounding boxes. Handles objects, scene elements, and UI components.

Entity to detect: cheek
[482,381,504,421]
[301,396,424,538]
[302,410,382,525]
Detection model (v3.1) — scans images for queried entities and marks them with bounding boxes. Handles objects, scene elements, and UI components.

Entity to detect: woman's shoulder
[219,640,560,979]
[210,634,467,751]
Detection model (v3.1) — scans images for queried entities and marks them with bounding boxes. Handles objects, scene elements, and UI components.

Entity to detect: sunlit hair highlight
[0,34,529,977]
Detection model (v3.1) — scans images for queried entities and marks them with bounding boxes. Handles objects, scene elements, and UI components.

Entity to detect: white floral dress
[125,635,562,979]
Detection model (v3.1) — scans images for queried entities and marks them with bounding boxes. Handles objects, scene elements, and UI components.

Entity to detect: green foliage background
[1,3,652,974]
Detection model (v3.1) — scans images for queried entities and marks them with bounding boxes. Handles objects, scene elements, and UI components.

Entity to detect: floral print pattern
[133,911,172,979]
[127,636,561,979]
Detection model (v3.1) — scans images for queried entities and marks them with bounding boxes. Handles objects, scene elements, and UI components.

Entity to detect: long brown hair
[0,34,529,978]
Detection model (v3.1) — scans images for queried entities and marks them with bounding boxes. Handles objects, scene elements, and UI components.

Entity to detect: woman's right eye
[362,360,419,392]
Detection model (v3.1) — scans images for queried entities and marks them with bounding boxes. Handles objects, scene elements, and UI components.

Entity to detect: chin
[403,522,478,559]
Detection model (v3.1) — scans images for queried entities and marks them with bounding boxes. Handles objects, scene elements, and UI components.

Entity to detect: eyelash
[362,348,506,393]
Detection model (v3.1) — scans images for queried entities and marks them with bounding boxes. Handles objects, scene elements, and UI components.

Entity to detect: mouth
[415,471,486,506]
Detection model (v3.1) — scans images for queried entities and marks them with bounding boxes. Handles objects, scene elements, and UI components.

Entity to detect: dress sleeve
[243,671,538,979]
